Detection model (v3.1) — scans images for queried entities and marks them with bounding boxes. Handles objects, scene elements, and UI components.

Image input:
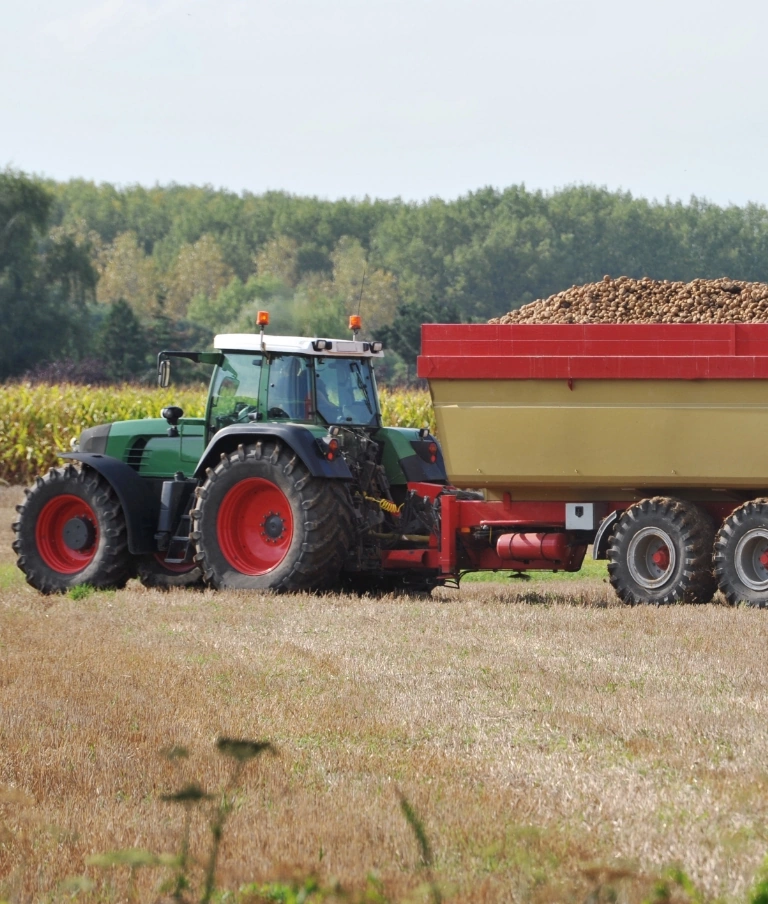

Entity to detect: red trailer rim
[36,495,99,574]
[217,478,294,575]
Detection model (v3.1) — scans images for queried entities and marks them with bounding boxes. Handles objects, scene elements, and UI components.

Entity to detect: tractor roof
[213,334,384,357]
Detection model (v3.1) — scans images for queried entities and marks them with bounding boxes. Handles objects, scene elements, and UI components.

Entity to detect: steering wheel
[235,405,258,423]
[267,407,290,419]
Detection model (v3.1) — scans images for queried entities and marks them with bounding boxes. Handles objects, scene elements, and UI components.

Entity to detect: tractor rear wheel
[714,499,768,607]
[607,497,716,605]
[12,465,135,594]
[190,441,352,591]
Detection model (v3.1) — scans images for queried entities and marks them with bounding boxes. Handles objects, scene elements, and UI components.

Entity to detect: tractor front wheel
[190,441,352,591]
[12,465,135,594]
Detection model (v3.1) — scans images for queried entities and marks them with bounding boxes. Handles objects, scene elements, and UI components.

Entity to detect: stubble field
[2,485,768,903]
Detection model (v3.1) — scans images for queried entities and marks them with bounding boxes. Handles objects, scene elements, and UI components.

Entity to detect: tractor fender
[60,453,160,555]
[194,424,353,480]
[592,509,623,560]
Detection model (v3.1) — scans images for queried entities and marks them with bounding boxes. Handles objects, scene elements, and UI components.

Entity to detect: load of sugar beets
[13,281,768,607]
[490,275,768,324]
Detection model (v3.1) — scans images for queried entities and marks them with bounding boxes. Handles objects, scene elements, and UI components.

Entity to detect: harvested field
[2,485,768,903]
[491,276,768,324]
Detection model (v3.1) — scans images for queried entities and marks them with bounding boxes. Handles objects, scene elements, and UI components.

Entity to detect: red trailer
[413,323,768,606]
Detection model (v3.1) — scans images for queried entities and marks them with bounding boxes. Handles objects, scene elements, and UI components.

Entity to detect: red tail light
[317,433,341,461]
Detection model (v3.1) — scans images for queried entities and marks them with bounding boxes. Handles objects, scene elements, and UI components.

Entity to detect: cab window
[314,357,378,426]
[267,354,311,420]
[208,354,262,433]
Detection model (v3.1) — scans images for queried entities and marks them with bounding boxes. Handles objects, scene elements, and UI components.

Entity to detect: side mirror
[161,406,184,437]
[158,359,171,388]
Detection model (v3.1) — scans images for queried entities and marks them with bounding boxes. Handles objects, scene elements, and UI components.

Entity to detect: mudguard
[398,450,448,484]
[194,424,353,480]
[592,509,623,560]
[60,453,160,555]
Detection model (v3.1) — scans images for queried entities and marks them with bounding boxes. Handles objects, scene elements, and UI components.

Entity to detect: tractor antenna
[357,267,366,317]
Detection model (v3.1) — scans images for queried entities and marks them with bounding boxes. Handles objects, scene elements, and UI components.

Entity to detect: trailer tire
[190,441,352,591]
[607,497,716,605]
[12,465,135,594]
[713,499,768,607]
[137,554,203,589]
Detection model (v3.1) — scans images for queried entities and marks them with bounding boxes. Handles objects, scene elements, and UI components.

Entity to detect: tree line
[3,167,768,383]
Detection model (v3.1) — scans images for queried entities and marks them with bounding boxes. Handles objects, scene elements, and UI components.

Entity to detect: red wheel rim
[153,553,198,574]
[35,494,99,574]
[217,478,294,575]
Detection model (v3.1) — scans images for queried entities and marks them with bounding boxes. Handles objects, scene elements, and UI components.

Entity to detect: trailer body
[419,323,768,495]
[412,323,768,604]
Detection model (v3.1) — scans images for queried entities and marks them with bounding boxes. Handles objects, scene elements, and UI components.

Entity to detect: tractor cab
[156,311,385,442]
[205,337,383,439]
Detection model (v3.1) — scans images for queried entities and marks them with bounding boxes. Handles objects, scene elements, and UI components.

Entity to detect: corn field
[0,383,435,485]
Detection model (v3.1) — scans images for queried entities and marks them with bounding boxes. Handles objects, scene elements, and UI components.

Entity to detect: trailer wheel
[190,442,352,591]
[713,499,768,607]
[607,497,716,605]
[137,554,203,589]
[12,465,135,594]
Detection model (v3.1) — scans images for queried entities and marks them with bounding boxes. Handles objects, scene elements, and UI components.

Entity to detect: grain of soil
[1,487,767,903]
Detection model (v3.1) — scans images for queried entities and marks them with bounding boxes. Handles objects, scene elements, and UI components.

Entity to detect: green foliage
[747,855,768,904]
[97,299,151,382]
[0,383,207,484]
[0,384,432,485]
[0,169,96,380]
[378,388,435,433]
[9,173,768,382]
[646,866,705,903]
[378,297,461,383]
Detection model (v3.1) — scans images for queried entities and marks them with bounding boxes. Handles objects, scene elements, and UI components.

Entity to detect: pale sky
[3,0,767,206]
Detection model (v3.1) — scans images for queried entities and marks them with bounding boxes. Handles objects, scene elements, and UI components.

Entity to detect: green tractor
[13,317,447,595]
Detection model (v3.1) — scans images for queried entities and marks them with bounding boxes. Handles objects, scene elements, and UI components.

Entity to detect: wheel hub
[261,512,286,543]
[627,527,676,590]
[62,516,96,552]
[216,477,295,576]
[35,493,99,574]
[734,528,768,592]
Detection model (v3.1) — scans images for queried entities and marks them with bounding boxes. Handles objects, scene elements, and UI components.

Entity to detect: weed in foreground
[58,737,448,904]
[4,732,768,903]
[80,737,276,904]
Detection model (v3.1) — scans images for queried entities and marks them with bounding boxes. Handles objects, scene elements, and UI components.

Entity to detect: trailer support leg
[440,493,459,574]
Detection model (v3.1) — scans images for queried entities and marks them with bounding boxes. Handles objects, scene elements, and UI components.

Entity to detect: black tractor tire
[12,464,135,594]
[136,554,203,589]
[190,441,353,591]
[713,499,768,607]
[607,496,717,605]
